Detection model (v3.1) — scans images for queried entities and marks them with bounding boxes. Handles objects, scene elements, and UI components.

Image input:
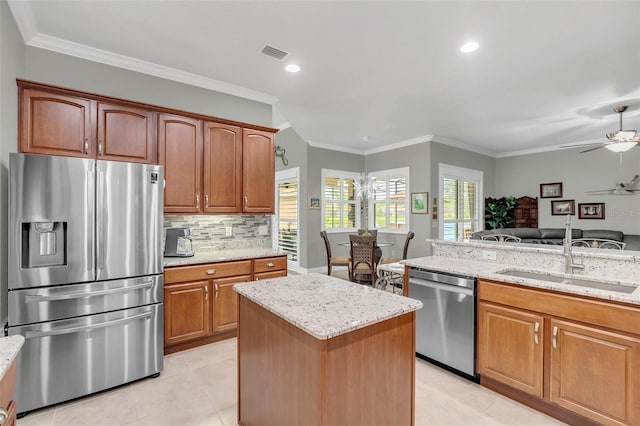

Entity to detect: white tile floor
[17,337,565,426]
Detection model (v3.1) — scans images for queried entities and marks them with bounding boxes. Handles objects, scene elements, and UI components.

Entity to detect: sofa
[470,228,640,251]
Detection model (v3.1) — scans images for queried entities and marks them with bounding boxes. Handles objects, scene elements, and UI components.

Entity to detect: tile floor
[17,337,564,426]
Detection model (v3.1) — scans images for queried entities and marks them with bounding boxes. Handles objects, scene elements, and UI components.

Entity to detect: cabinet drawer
[165,260,252,284]
[0,359,16,408]
[254,256,287,273]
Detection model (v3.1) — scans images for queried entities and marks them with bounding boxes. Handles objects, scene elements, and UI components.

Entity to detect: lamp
[605,141,637,153]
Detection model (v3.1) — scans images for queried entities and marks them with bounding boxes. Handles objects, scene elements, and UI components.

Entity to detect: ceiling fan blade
[559,142,603,149]
[586,189,635,195]
[580,145,604,153]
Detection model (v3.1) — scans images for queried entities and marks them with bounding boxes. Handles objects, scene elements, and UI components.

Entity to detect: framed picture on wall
[578,202,605,219]
[308,196,320,209]
[551,200,575,215]
[411,192,428,214]
[540,182,563,198]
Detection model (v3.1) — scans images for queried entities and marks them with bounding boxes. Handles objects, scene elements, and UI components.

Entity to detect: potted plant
[485,196,518,230]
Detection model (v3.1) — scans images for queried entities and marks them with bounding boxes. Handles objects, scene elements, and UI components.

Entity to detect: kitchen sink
[497,269,637,294]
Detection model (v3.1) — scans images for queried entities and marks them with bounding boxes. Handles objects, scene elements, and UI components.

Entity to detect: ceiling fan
[561,106,640,153]
[586,174,640,195]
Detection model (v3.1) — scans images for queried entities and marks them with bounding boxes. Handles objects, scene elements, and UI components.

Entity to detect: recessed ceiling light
[460,41,480,53]
[285,64,301,73]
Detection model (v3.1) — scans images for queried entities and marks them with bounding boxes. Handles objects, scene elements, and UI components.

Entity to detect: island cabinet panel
[477,302,544,397]
[203,122,243,213]
[237,296,415,425]
[549,319,640,426]
[164,280,211,346]
[242,129,275,213]
[158,113,203,213]
[97,102,156,163]
[0,360,17,426]
[19,88,93,158]
[478,279,640,426]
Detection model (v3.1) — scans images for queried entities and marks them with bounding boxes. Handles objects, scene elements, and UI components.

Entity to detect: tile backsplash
[164,215,271,251]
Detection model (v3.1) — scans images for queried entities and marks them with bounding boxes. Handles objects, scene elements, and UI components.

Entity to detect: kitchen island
[233,273,423,426]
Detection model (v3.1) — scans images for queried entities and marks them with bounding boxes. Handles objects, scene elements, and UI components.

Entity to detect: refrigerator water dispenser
[21,222,67,268]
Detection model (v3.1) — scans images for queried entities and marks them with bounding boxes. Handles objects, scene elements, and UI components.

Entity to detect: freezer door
[9,304,163,414]
[96,161,163,280]
[8,274,163,326]
[9,153,95,289]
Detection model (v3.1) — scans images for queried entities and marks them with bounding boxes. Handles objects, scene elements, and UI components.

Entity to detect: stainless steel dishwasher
[408,267,478,381]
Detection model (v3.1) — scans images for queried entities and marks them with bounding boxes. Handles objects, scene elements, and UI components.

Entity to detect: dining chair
[571,238,626,250]
[357,229,378,238]
[320,231,350,276]
[480,234,522,243]
[349,234,378,286]
[380,231,415,264]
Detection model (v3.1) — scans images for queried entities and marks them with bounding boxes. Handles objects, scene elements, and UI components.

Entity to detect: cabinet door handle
[205,194,209,208]
[195,194,200,209]
[83,138,89,155]
[98,140,103,156]
[534,322,539,345]
[267,262,275,268]
[206,269,216,275]
[552,326,558,349]
[204,285,209,300]
[214,282,219,296]
[244,196,248,209]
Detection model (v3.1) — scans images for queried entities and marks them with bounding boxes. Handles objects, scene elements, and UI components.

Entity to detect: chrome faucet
[564,215,584,274]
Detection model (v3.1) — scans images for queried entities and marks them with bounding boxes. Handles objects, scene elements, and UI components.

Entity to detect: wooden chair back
[349,234,377,285]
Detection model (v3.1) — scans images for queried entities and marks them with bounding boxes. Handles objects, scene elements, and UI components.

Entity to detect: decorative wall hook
[275,145,288,166]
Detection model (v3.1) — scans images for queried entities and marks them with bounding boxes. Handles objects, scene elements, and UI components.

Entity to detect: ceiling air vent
[260,44,289,61]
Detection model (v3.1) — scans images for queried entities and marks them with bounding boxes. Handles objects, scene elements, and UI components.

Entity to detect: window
[439,164,483,241]
[321,169,360,232]
[369,167,410,233]
[273,168,299,263]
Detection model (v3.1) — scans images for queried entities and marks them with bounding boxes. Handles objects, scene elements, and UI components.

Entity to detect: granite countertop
[404,256,640,305]
[164,248,284,267]
[233,273,423,340]
[0,335,25,378]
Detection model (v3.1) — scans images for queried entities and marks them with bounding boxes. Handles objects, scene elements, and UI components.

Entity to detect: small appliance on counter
[164,228,195,257]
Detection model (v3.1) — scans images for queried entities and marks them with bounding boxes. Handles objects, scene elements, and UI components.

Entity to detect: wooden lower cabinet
[212,275,251,333]
[0,360,17,426]
[164,280,211,346]
[477,302,544,397]
[164,256,287,353]
[549,319,640,426]
[478,279,640,426]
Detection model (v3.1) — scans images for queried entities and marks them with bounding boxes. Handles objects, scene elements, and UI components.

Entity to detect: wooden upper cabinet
[203,122,243,213]
[242,129,275,213]
[97,102,156,163]
[159,114,203,213]
[20,88,93,158]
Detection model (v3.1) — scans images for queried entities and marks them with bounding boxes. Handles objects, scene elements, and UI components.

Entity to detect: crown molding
[7,0,38,43]
[307,140,365,155]
[364,135,433,155]
[431,135,497,157]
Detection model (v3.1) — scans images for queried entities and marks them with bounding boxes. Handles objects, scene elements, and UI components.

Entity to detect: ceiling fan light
[610,130,637,141]
[605,141,637,153]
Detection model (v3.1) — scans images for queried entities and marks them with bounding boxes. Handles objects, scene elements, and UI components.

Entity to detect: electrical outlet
[258,225,268,235]
[481,250,497,261]
[225,226,233,237]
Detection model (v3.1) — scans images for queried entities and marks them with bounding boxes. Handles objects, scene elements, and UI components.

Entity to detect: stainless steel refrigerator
[7,153,164,414]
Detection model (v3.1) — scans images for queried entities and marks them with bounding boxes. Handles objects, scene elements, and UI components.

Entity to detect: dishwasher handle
[409,277,474,296]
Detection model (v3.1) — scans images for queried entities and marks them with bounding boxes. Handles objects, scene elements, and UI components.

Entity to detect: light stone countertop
[0,335,25,378]
[404,256,640,305]
[233,273,423,340]
[164,248,285,267]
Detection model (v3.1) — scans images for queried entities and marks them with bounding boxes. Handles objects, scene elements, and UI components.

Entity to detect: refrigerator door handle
[97,169,106,273]
[24,281,154,303]
[87,166,96,273]
[24,311,153,339]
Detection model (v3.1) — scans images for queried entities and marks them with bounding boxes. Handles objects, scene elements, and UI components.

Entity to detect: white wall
[496,148,640,234]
